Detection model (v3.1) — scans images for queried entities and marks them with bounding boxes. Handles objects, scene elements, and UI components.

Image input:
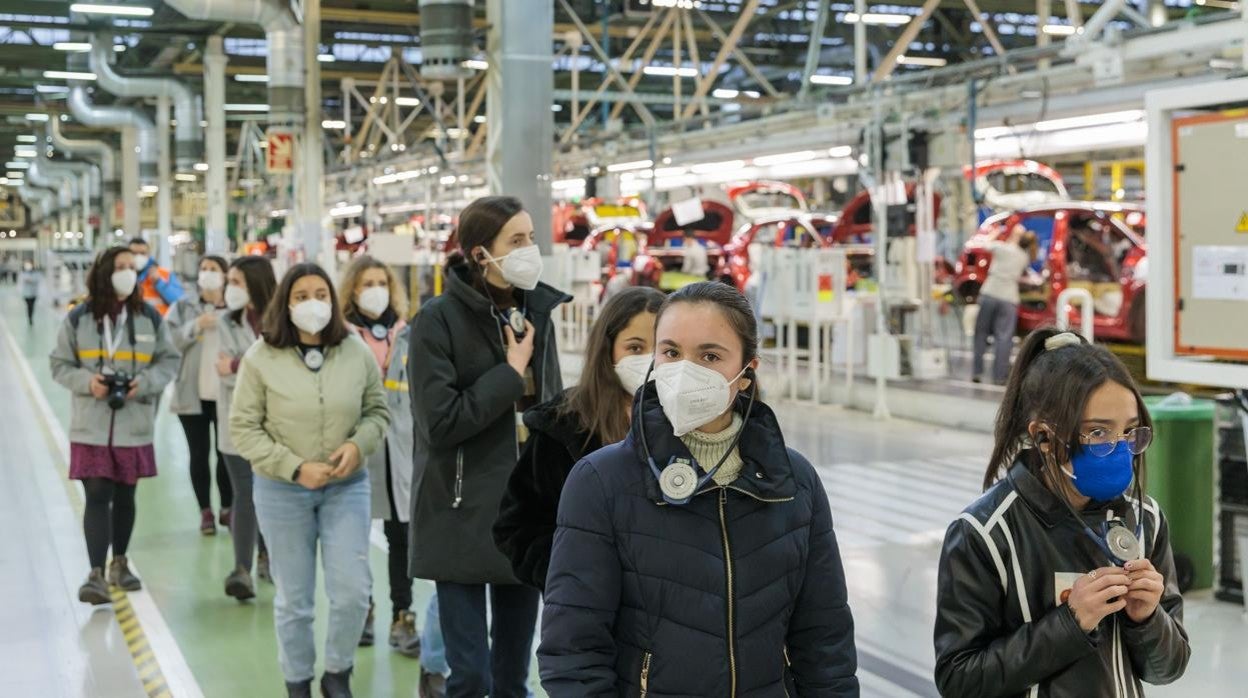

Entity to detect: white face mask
[111,268,138,297]
[290,299,333,335]
[654,360,749,437]
[357,286,390,318]
[198,270,224,292]
[132,254,150,271]
[225,284,250,311]
[484,245,543,291]
[615,354,652,397]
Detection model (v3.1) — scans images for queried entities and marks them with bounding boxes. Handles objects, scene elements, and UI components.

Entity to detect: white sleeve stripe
[959,512,1009,594]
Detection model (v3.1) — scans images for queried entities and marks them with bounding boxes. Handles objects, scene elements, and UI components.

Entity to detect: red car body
[583,200,735,291]
[954,202,1148,343]
[717,214,838,290]
[725,181,808,219]
[553,197,648,244]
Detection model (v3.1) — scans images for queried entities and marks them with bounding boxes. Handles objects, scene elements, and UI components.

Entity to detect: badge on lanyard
[370,324,389,341]
[300,347,325,371]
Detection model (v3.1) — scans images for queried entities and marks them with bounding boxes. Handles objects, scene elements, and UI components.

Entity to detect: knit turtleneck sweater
[679,413,744,487]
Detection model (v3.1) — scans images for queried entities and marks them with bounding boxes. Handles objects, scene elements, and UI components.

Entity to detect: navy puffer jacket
[538,389,859,697]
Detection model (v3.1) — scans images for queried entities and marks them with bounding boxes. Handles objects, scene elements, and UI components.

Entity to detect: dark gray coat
[407,265,570,584]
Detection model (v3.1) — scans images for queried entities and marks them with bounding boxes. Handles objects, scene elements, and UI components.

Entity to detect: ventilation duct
[68,85,158,186]
[27,161,77,212]
[419,0,475,80]
[164,0,304,121]
[89,36,203,172]
[50,115,117,199]
[18,184,55,222]
[36,147,100,209]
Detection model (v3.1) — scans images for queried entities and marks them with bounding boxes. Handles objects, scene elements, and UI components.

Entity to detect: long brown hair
[339,254,409,320]
[228,256,277,325]
[262,263,350,348]
[448,195,525,280]
[984,327,1152,493]
[86,247,144,320]
[559,287,665,445]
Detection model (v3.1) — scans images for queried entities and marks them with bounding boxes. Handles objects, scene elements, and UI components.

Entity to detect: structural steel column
[299,0,328,266]
[81,170,93,249]
[122,127,140,234]
[204,36,229,254]
[855,0,867,84]
[156,95,173,266]
[486,0,554,252]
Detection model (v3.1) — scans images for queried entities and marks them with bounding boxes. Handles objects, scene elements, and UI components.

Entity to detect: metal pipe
[27,161,77,210]
[799,0,831,97]
[89,36,202,171]
[1083,0,1129,41]
[68,85,158,186]
[204,36,229,254]
[50,116,115,234]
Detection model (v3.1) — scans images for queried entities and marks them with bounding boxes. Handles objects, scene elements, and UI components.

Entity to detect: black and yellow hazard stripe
[6,330,175,697]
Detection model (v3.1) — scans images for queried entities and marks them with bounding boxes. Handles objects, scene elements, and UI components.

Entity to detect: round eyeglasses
[1078,426,1153,458]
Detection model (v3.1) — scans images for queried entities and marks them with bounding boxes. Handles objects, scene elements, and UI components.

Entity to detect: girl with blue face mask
[935,328,1191,698]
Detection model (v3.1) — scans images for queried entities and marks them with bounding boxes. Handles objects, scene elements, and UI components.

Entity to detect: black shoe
[108,556,141,592]
[320,668,353,698]
[224,567,256,601]
[389,610,421,658]
[78,568,111,605]
[285,679,313,698]
[256,550,272,584]
[418,669,447,698]
[358,602,375,647]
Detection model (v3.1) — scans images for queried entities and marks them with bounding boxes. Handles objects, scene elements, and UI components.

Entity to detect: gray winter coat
[360,323,416,522]
[165,296,224,415]
[407,265,570,584]
[50,301,180,447]
[216,310,260,457]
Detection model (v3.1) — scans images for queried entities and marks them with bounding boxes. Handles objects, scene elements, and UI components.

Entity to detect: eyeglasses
[1078,426,1153,457]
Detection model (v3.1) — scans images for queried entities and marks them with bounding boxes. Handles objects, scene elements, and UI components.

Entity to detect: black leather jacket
[934,460,1190,698]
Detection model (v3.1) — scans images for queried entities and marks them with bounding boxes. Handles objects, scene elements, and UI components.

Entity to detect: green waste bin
[1143,396,1216,592]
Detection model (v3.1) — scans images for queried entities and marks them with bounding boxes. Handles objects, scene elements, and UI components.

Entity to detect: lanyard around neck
[102,309,129,362]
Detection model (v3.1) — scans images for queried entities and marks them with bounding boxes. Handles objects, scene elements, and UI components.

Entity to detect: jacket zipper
[718,488,738,698]
[783,646,793,698]
[451,447,464,509]
[639,651,652,697]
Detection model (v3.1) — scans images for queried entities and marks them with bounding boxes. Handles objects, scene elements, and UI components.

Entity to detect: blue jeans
[437,581,540,698]
[254,472,372,682]
[421,592,449,677]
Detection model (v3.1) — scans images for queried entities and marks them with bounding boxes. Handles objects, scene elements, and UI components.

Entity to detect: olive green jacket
[229,333,390,483]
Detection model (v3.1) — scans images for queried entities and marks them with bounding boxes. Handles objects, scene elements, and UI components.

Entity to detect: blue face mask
[1066,442,1135,501]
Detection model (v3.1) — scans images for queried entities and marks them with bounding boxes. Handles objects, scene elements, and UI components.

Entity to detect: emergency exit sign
[266,130,295,174]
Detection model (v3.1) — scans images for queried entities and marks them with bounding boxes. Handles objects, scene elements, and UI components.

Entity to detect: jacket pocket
[639,650,653,698]
[451,446,464,509]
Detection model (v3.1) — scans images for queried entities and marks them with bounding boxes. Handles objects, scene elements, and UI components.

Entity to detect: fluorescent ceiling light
[0,178,7,186]
[115,44,126,52]
[35,85,70,94]
[70,4,155,17]
[7,162,31,169]
[224,104,269,112]
[1033,110,1144,132]
[1042,24,1079,36]
[809,74,853,86]
[141,185,159,193]
[317,54,336,63]
[653,166,688,178]
[828,145,853,158]
[606,159,653,173]
[439,175,458,185]
[552,177,586,191]
[461,59,489,70]
[193,162,209,171]
[14,149,37,158]
[53,42,91,52]
[643,66,697,78]
[473,115,487,124]
[395,97,421,107]
[690,159,744,174]
[16,135,38,143]
[322,120,347,129]
[269,209,290,218]
[712,88,739,99]
[43,70,96,80]
[844,12,912,26]
[551,104,563,112]
[898,55,947,67]
[743,90,761,98]
[174,173,197,182]
[234,74,269,83]
[330,203,363,217]
[7,171,26,178]
[753,150,817,167]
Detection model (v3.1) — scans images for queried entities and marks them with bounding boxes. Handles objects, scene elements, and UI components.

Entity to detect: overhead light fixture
[643,66,698,78]
[690,159,745,174]
[1033,109,1145,132]
[712,88,740,99]
[395,97,421,107]
[193,162,209,171]
[141,185,159,194]
[439,175,458,185]
[16,135,37,143]
[473,115,487,124]
[0,178,7,186]
[114,44,126,52]
[7,162,31,169]
[743,90,761,98]
[234,74,269,83]
[6,171,26,178]
[898,55,948,67]
[14,149,37,158]
[35,85,70,94]
[461,59,489,70]
[53,42,91,52]
[844,12,912,26]
[224,104,270,112]
[753,150,817,167]
[828,145,853,158]
[43,70,98,80]
[70,4,155,17]
[317,53,336,63]
[551,104,563,112]
[809,74,853,86]
[269,209,290,218]
[330,203,364,218]
[606,159,654,173]
[322,119,347,129]
[1041,24,1079,36]
[175,173,197,182]
[552,177,586,191]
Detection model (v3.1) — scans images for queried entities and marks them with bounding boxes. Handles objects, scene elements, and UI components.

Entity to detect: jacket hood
[523,390,600,460]
[446,261,571,316]
[627,383,797,503]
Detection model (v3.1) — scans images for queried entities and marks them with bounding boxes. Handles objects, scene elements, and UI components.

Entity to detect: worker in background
[19,259,42,326]
[972,223,1035,385]
[680,227,710,278]
[935,329,1190,696]
[129,236,185,315]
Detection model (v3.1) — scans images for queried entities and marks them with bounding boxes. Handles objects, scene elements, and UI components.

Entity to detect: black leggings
[24,297,36,324]
[383,448,413,619]
[177,401,232,511]
[82,478,137,569]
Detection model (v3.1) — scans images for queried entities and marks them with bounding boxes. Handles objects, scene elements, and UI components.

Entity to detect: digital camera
[104,372,133,410]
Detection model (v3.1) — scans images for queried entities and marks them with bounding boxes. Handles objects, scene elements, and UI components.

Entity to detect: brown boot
[78,568,111,605]
[108,556,141,591]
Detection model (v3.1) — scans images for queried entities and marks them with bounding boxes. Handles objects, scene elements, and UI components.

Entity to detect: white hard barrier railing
[1055,287,1095,343]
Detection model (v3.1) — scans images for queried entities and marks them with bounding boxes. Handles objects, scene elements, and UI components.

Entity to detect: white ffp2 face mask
[111,269,138,298]
[485,245,543,290]
[654,360,749,437]
[615,354,652,397]
[197,270,224,292]
[357,286,390,318]
[225,284,250,311]
[290,299,333,335]
[132,254,150,271]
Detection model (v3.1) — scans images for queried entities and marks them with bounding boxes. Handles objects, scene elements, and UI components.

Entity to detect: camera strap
[101,308,129,366]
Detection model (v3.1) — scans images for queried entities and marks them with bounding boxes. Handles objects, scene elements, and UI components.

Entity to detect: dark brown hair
[984,327,1152,493]
[86,246,144,320]
[229,255,277,325]
[262,263,349,348]
[560,286,665,445]
[128,236,148,250]
[198,255,229,298]
[448,195,525,276]
[655,281,760,366]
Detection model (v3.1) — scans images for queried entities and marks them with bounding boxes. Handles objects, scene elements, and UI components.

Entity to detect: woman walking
[166,255,234,534]
[50,247,180,603]
[18,259,42,326]
[231,263,389,698]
